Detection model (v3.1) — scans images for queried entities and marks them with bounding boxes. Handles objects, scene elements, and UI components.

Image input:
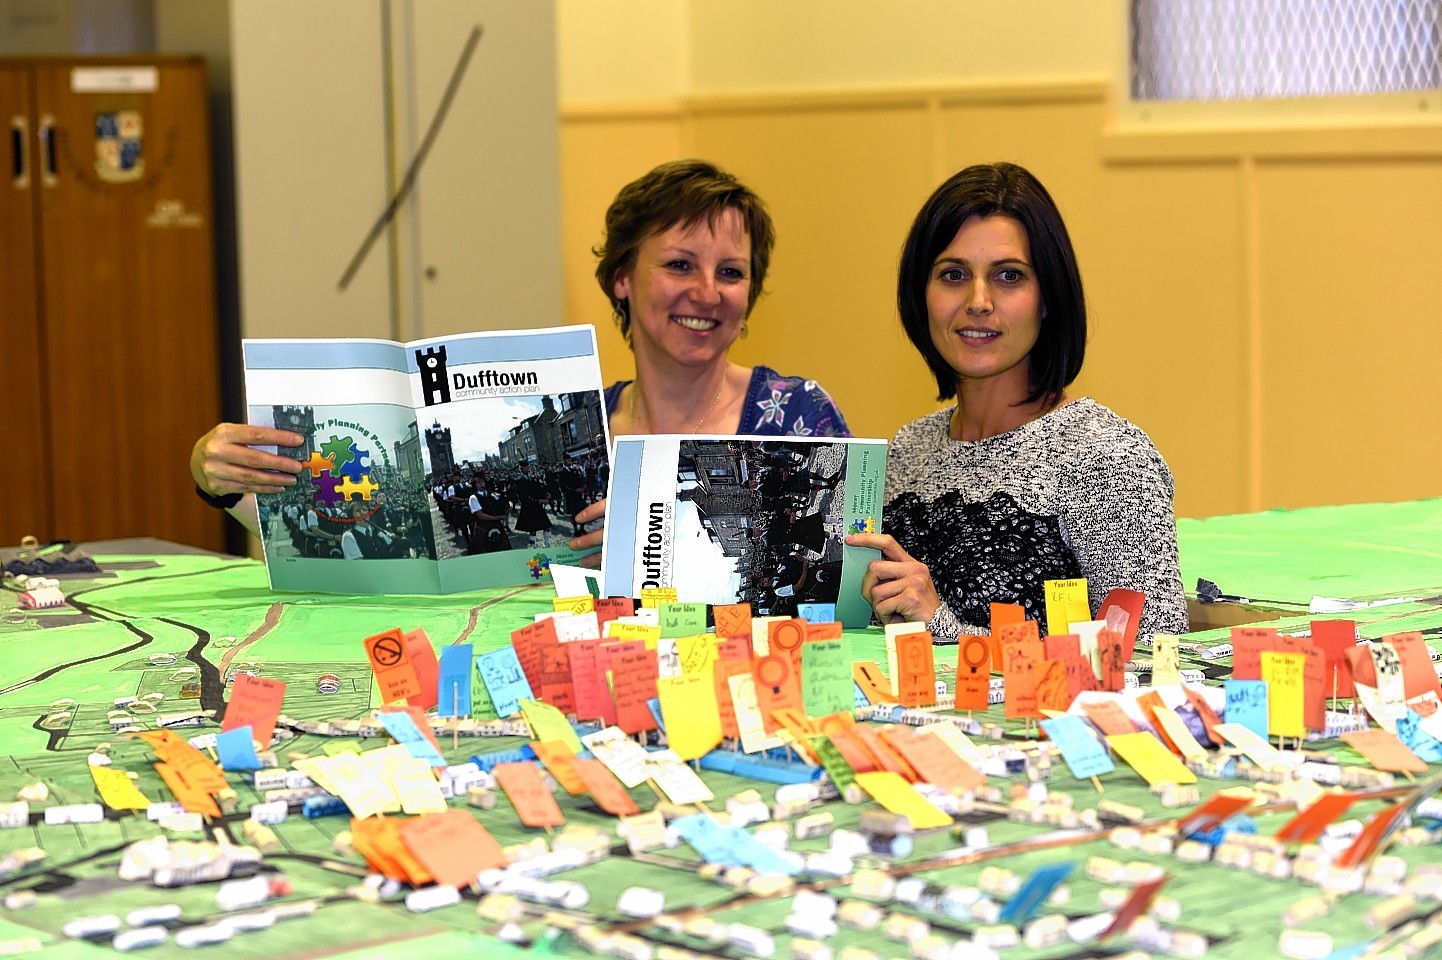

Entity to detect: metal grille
[1132,0,1442,101]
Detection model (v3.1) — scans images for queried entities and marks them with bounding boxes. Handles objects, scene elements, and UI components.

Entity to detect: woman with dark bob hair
[847,162,1186,642]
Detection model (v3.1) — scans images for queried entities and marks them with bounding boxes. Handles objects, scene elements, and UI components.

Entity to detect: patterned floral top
[883,399,1187,644]
[605,366,851,437]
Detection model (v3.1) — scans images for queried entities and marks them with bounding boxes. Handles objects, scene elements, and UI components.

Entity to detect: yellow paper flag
[519,699,583,753]
[657,674,722,761]
[1151,707,1208,762]
[1215,722,1289,772]
[1152,634,1180,686]
[1260,651,1306,738]
[1106,732,1197,785]
[677,634,719,676]
[552,595,595,615]
[639,587,678,609]
[90,765,151,812]
[853,771,953,829]
[606,622,661,644]
[1043,578,1091,634]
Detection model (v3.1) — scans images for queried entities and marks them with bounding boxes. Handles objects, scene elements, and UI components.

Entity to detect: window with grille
[1132,0,1442,102]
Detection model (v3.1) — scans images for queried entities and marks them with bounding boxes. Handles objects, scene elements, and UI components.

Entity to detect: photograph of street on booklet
[601,436,887,628]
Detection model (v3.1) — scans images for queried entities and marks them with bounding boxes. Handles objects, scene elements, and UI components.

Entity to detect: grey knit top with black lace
[883,398,1188,644]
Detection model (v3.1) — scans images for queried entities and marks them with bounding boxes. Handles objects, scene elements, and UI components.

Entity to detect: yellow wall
[556,2,1442,520]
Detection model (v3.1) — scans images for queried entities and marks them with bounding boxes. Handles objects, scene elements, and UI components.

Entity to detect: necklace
[630,376,726,434]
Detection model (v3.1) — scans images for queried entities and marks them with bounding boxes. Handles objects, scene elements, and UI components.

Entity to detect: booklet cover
[243,326,609,595]
[601,436,887,628]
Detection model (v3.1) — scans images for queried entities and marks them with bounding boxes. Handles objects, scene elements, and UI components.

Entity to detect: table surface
[1,524,1440,959]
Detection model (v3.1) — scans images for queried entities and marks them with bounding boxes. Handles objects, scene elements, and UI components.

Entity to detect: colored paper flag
[437,644,473,717]
[221,673,286,749]
[475,647,534,718]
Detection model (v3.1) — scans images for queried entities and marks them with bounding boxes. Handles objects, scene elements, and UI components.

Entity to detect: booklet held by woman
[601,436,887,627]
[243,325,609,595]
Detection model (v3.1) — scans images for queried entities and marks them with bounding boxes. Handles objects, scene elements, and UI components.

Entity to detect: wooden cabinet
[0,56,224,551]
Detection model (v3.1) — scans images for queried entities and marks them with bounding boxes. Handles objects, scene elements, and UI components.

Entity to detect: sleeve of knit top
[1058,430,1189,639]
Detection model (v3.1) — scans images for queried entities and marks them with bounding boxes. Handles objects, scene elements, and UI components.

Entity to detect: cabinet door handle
[8,115,25,189]
[38,114,56,186]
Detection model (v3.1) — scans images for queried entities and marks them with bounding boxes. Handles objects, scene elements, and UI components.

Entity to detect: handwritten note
[611,648,661,735]
[658,602,707,639]
[644,749,714,805]
[1002,634,1042,720]
[713,602,752,640]
[801,638,852,717]
[1224,679,1269,739]
[475,647,534,718]
[1044,578,1091,637]
[221,673,286,748]
[566,640,615,725]
[955,636,992,712]
[797,602,836,623]
[728,673,786,753]
[1152,633,1180,687]
[364,628,421,704]
[1097,588,1147,661]
[639,586,678,609]
[402,628,440,711]
[1260,651,1306,738]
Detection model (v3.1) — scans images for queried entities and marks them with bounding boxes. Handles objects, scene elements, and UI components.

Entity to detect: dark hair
[594,159,775,342]
[897,161,1086,407]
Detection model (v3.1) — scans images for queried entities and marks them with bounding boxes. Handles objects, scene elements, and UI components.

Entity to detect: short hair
[594,159,775,341]
[896,162,1086,407]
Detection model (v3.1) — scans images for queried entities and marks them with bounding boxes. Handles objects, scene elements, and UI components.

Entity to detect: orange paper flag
[493,762,565,828]
[364,628,422,703]
[400,809,507,887]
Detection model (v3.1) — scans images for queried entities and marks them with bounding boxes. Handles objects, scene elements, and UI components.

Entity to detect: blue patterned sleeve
[746,372,852,438]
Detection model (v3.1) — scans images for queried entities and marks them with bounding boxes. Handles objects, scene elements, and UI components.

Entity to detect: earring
[740,320,748,340]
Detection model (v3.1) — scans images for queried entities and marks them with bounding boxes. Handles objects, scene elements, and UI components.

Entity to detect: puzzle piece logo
[338,473,379,502]
[850,516,876,534]
[296,431,385,522]
[321,435,356,473]
[527,554,553,580]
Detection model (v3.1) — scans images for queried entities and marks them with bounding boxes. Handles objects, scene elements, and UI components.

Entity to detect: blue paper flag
[1224,679,1269,739]
[377,711,447,767]
[1397,709,1442,763]
[672,814,800,876]
[797,603,837,624]
[999,860,1077,924]
[438,644,474,717]
[1040,715,1114,780]
[215,726,262,771]
[475,647,534,718]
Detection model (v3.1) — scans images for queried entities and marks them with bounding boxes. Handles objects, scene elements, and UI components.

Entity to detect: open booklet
[600,436,887,628]
[243,326,609,595]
